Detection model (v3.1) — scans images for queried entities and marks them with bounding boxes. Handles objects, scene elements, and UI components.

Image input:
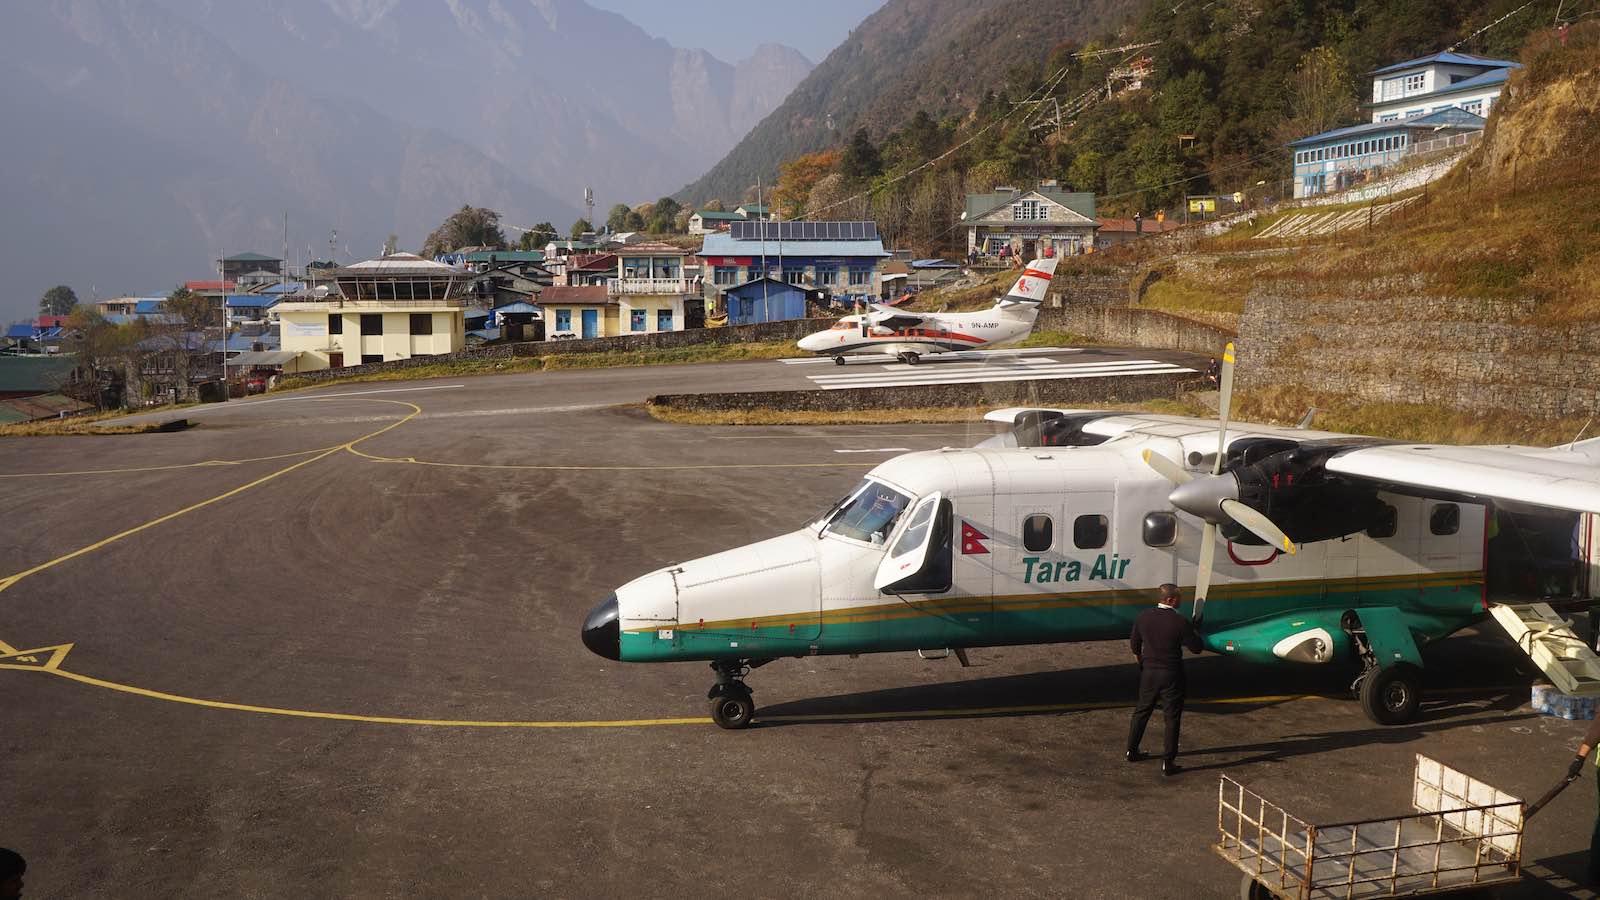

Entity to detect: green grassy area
[0,408,176,437]
[1015,328,1103,347]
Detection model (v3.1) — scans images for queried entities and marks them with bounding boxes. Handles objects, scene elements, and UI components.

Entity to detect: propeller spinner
[1141,342,1296,626]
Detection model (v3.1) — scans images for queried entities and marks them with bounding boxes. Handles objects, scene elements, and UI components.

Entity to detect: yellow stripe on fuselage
[625,569,1483,634]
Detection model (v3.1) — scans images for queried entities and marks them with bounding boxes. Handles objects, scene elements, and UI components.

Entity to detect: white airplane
[583,345,1600,729]
[795,254,1059,365]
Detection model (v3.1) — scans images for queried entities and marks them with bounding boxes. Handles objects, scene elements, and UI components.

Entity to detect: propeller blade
[1193,522,1217,624]
[1141,449,1193,485]
[1221,498,1298,555]
[1213,341,1235,475]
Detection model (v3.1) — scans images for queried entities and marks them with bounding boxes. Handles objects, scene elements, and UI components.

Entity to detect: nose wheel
[708,659,757,730]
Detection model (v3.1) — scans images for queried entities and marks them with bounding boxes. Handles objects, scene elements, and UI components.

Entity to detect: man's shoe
[1162,760,1183,777]
[1126,749,1147,762]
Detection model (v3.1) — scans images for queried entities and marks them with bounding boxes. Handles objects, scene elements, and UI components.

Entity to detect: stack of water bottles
[1532,681,1599,720]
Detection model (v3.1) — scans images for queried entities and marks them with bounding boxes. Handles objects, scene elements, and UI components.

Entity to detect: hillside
[677,0,1131,205]
[683,0,1549,220]
[1120,25,1600,438]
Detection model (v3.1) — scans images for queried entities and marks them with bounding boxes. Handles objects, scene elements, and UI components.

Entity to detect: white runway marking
[778,347,1080,365]
[833,448,912,454]
[799,358,1194,390]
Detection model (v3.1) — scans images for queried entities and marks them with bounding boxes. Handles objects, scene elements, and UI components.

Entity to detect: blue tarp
[133,299,166,315]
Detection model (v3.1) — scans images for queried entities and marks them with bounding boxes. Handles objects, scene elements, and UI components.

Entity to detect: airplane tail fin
[996,254,1059,308]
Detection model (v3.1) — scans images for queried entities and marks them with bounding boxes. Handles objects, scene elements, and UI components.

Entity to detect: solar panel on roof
[729,221,880,241]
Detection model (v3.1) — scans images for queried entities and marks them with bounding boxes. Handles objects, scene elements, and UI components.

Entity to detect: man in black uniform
[1127,583,1203,775]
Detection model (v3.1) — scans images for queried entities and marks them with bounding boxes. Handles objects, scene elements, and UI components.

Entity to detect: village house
[537,285,615,339]
[217,251,283,282]
[699,220,890,317]
[274,253,468,372]
[962,182,1100,259]
[1367,51,1518,122]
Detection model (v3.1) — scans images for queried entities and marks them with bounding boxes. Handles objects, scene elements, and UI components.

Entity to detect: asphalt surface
[2,354,1597,899]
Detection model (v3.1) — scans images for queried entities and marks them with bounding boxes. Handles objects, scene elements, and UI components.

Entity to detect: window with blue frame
[815,268,838,286]
[848,269,870,286]
[630,309,646,331]
[714,266,738,286]
[555,309,571,331]
[656,309,672,331]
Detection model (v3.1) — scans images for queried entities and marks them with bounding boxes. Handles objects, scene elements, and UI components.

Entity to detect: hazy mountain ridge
[2,0,812,319]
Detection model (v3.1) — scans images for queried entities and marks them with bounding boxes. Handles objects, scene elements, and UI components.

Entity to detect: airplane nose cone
[581,594,621,661]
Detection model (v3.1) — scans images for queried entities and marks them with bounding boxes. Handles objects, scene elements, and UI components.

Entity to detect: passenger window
[1074,514,1108,549]
[1368,503,1398,539]
[1430,503,1460,536]
[1143,512,1177,547]
[1022,514,1053,552]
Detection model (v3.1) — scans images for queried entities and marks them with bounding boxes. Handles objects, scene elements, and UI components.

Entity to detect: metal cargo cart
[1215,754,1524,898]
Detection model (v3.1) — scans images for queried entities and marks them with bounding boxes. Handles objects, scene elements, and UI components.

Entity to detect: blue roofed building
[1286,50,1519,200]
[700,221,891,317]
[723,277,823,326]
[1290,107,1487,199]
[1367,51,1520,123]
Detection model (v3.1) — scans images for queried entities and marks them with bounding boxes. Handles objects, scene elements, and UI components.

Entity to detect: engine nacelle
[1202,611,1354,665]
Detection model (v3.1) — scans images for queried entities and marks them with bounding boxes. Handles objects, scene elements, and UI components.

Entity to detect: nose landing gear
[707,658,769,729]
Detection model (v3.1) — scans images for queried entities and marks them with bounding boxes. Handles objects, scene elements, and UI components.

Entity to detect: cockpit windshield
[821,479,912,544]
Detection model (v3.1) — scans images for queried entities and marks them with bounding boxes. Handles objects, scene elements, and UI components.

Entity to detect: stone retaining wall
[510,318,828,357]
[1037,306,1235,356]
[1237,282,1600,417]
[650,371,1194,414]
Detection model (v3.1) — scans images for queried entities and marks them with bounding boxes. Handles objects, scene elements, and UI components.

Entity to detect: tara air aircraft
[795,253,1058,365]
[582,346,1600,729]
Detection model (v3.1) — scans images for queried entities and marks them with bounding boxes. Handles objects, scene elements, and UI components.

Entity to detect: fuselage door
[875,492,948,591]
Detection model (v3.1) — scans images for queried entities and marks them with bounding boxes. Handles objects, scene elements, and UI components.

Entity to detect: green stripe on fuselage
[617,574,1485,663]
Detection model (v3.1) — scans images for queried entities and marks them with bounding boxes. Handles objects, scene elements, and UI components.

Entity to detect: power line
[1449,0,1543,50]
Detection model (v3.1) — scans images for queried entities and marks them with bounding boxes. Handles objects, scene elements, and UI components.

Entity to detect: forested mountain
[678,0,1133,205]
[681,0,1547,241]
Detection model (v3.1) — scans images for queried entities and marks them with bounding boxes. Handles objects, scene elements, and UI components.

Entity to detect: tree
[771,149,843,218]
[648,196,683,233]
[840,129,883,179]
[65,307,138,409]
[421,205,507,257]
[569,219,593,239]
[39,285,78,317]
[605,203,634,232]
[1287,46,1356,141]
[165,287,216,330]
[700,199,727,213]
[517,222,558,250]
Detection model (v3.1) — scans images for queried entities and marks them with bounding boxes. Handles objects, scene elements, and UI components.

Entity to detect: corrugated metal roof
[222,251,280,262]
[1288,106,1485,147]
[491,301,541,315]
[1369,51,1518,76]
[0,356,77,393]
[693,210,745,220]
[698,233,890,258]
[225,294,280,307]
[6,324,33,339]
[134,300,166,315]
[965,188,1096,222]
[226,350,299,366]
[536,285,613,306]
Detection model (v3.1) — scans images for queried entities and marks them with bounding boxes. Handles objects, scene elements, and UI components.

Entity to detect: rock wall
[1237,281,1600,417]
[1037,306,1235,356]
[651,371,1194,414]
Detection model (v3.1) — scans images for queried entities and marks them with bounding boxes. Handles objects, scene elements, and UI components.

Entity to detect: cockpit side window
[824,480,912,544]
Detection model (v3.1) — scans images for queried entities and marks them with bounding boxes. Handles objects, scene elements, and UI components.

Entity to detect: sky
[585,0,886,64]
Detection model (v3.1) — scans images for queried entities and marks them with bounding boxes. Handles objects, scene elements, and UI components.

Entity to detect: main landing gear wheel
[1358,663,1421,726]
[707,659,757,730]
[897,352,921,365]
[710,692,755,729]
[833,355,846,366]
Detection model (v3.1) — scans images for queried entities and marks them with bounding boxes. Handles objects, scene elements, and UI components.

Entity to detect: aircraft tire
[1358,663,1421,726]
[710,692,756,730]
[1239,875,1273,900]
[904,353,920,365]
[834,356,846,366]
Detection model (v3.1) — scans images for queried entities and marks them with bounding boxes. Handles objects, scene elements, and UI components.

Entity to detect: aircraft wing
[867,304,928,331]
[1324,443,1600,515]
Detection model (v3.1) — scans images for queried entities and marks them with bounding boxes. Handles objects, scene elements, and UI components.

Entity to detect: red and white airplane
[796,254,1059,365]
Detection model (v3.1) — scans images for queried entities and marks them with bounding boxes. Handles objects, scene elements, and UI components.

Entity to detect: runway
[0,359,1590,898]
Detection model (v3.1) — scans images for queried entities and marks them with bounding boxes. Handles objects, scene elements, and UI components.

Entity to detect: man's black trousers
[1127,667,1187,761]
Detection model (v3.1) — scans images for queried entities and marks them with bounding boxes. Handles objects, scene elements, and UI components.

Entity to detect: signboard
[282,320,326,338]
[1187,198,1217,213]
[707,257,753,266]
